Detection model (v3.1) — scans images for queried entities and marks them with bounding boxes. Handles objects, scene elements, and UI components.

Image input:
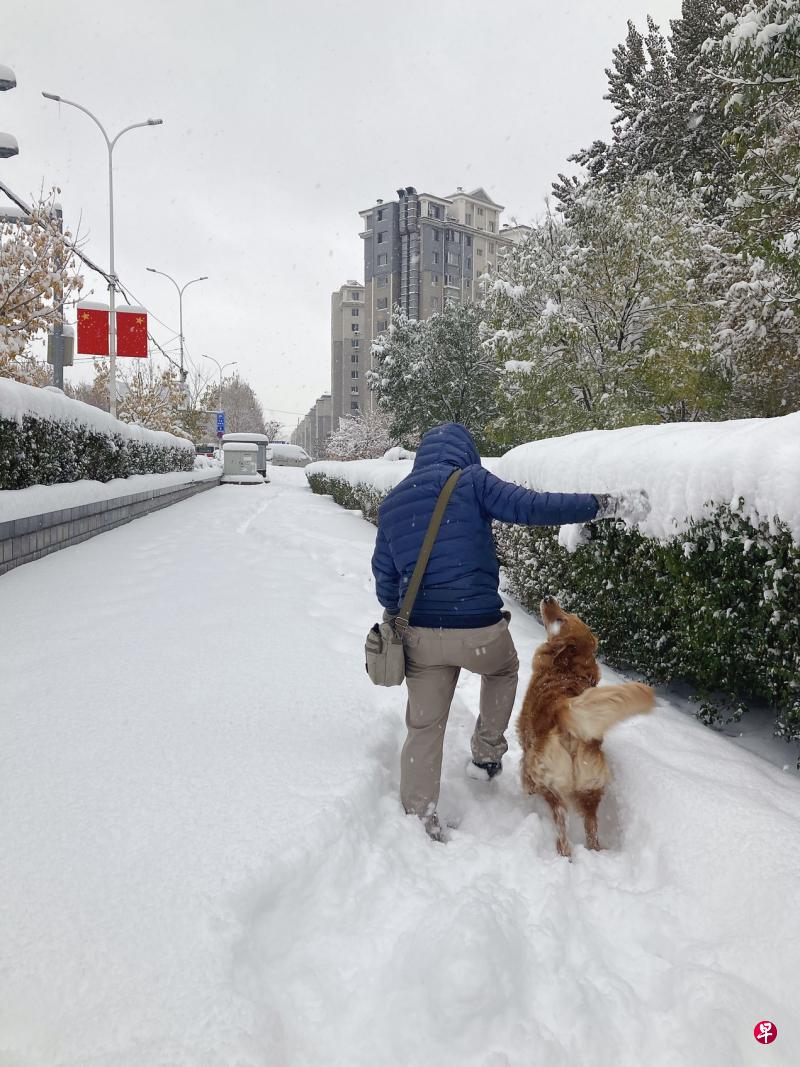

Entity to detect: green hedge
[495,510,800,746]
[306,472,385,524]
[308,470,800,749]
[0,413,194,490]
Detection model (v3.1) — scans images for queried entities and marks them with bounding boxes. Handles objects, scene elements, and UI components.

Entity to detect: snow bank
[311,415,800,541]
[0,467,220,522]
[0,378,193,451]
[494,414,800,541]
[307,455,415,494]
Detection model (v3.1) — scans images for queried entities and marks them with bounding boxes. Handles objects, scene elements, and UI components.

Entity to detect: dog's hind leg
[541,788,570,858]
[577,789,603,851]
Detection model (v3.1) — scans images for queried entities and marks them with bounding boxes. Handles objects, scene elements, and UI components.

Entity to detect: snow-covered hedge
[307,416,800,746]
[0,379,194,490]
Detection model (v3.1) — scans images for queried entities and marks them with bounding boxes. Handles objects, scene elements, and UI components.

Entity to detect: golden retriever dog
[517,596,655,858]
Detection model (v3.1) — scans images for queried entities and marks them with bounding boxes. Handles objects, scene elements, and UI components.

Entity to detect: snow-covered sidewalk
[1,467,799,1066]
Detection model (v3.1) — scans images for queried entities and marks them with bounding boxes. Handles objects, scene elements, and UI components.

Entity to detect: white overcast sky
[3,0,682,432]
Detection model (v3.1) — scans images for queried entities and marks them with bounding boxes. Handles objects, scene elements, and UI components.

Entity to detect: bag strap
[394,469,462,636]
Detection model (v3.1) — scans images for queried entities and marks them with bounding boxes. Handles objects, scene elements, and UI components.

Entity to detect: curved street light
[146,268,207,382]
[43,91,163,417]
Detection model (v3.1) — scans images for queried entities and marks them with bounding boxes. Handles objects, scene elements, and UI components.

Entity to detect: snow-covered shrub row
[307,417,800,744]
[0,378,193,490]
[496,513,799,746]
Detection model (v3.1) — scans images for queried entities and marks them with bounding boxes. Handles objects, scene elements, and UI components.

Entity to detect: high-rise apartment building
[355,186,525,412]
[292,392,333,458]
[327,185,528,433]
[330,280,365,429]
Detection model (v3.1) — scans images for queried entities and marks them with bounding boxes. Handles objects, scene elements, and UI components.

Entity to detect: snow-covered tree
[368,302,500,447]
[710,1,800,280]
[485,177,740,445]
[325,408,397,460]
[0,192,83,383]
[200,373,267,435]
[116,363,191,437]
[556,2,746,215]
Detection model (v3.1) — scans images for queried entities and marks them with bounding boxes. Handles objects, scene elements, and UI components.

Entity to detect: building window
[351,308,359,317]
[351,353,359,363]
[377,275,388,288]
[465,213,472,225]
[377,231,387,244]
[447,251,460,265]
[350,290,362,301]
[488,222,495,233]
[431,296,440,311]
[351,370,359,379]
[351,324,360,333]
[433,251,440,265]
[377,297,388,310]
[377,208,384,221]
[377,319,388,331]
[377,253,388,267]
[427,203,441,219]
[351,401,359,411]
[476,246,484,256]
[433,229,440,242]
[445,274,458,287]
[351,339,360,348]
[466,257,472,270]
[432,274,439,285]
[465,235,472,247]
[351,386,360,395]
[478,207,484,217]
[488,242,495,253]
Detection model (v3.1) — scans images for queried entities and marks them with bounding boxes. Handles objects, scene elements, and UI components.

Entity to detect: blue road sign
[216,411,225,434]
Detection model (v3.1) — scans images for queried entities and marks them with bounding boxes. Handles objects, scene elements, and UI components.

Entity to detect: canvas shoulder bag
[365,468,462,686]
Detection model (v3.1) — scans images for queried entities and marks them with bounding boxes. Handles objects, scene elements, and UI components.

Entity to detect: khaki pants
[400,619,519,817]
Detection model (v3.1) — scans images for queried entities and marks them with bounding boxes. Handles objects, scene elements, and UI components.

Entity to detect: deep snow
[308,412,800,542]
[1,466,799,1066]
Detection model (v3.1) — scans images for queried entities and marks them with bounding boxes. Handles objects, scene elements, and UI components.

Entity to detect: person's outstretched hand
[594,490,651,526]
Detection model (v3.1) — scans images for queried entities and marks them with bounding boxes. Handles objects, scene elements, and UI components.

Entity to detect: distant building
[292,392,333,459]
[356,186,527,412]
[331,280,365,429]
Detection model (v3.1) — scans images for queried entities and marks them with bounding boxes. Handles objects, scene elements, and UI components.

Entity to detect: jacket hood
[412,423,481,471]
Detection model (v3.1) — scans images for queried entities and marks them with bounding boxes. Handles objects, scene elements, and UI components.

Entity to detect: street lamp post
[146,268,207,382]
[202,354,237,455]
[43,91,162,418]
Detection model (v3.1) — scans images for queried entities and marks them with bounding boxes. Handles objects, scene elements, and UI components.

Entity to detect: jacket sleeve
[473,466,599,526]
[371,524,401,612]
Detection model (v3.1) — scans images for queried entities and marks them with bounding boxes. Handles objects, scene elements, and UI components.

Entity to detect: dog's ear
[551,638,577,662]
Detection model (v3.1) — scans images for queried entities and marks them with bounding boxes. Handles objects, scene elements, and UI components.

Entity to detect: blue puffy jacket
[371,423,599,628]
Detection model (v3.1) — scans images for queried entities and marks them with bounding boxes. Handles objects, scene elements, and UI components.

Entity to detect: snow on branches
[368,302,500,448]
[0,191,83,383]
[325,408,397,460]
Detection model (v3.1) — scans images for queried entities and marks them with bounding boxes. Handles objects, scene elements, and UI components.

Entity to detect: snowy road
[2,466,799,1067]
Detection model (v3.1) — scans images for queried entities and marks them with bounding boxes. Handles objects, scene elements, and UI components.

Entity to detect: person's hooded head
[412,422,481,471]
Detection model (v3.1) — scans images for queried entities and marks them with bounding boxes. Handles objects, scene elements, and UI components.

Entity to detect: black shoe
[466,760,503,781]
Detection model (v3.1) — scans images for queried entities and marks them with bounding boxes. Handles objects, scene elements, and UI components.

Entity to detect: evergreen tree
[368,302,500,448]
[555,2,746,214]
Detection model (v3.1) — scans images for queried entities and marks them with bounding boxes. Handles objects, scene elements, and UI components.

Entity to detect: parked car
[267,443,312,467]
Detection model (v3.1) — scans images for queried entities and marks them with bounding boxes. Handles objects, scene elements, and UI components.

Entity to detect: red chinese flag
[76,302,110,356]
[116,306,148,358]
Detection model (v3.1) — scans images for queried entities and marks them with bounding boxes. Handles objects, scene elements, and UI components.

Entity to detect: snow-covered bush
[0,379,193,490]
[307,416,800,746]
[325,409,397,461]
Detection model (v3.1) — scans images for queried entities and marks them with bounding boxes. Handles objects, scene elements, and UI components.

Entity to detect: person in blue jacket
[371,421,633,841]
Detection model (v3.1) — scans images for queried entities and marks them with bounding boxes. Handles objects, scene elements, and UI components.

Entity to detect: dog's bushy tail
[565,682,655,742]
